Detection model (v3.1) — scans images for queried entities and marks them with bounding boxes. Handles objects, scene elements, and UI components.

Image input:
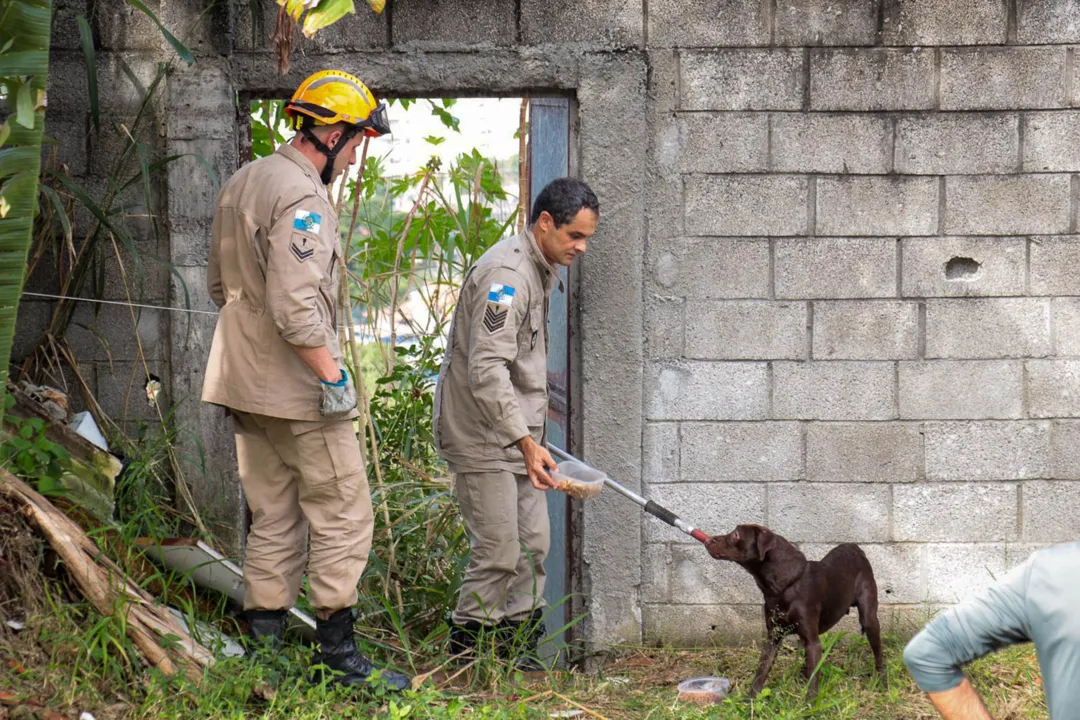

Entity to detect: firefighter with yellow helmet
[201,70,408,691]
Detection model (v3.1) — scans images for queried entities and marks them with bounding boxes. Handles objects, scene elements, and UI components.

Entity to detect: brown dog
[705,524,884,699]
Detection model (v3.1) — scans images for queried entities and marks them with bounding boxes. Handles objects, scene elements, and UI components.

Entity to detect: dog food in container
[551,460,605,499]
[676,677,731,704]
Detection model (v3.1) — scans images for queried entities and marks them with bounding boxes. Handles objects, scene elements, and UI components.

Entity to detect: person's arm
[903,558,1034,720]
[925,679,994,720]
[208,213,226,310]
[264,196,338,381]
[465,272,556,489]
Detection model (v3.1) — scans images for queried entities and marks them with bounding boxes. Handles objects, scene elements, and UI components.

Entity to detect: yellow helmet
[284,70,390,138]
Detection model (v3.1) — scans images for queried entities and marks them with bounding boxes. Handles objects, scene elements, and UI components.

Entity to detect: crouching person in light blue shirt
[903,541,1080,719]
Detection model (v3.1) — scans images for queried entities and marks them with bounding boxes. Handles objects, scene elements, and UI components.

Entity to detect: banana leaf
[0,0,52,427]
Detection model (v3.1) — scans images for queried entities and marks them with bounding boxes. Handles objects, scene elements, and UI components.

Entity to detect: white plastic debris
[549,711,584,719]
[72,411,109,452]
[80,713,97,720]
[5,619,25,631]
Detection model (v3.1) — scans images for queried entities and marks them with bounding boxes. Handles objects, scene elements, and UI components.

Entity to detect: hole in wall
[944,256,981,281]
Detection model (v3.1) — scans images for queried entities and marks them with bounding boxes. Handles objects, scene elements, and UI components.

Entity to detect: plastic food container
[676,677,732,704]
[551,460,606,499]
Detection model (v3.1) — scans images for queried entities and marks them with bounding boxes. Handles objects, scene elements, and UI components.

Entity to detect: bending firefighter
[434,178,600,668]
[201,70,408,691]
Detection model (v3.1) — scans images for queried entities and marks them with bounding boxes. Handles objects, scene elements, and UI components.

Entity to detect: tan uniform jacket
[434,229,560,474]
[201,144,357,422]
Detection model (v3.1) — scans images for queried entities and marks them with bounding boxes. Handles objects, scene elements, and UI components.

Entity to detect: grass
[0,598,1048,720]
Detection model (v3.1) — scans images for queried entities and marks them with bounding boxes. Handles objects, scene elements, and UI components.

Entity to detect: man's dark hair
[529,177,599,227]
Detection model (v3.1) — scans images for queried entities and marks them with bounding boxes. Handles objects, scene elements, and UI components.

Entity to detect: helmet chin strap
[300,124,360,185]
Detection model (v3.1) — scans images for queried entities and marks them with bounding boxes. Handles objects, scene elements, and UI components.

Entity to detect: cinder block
[813,301,919,360]
[51,0,88,51]
[680,421,802,483]
[809,48,935,112]
[944,175,1071,236]
[1023,481,1080,541]
[770,482,890,542]
[895,114,1019,175]
[1052,420,1080,479]
[93,0,164,51]
[648,237,771,300]
[771,114,891,175]
[924,421,1051,481]
[924,544,1033,603]
[95,360,169,422]
[1016,0,1080,44]
[802,542,926,604]
[899,361,1023,419]
[93,53,166,116]
[66,304,167,363]
[1031,237,1080,296]
[773,0,878,46]
[41,115,88,177]
[1027,360,1080,418]
[392,0,515,48]
[645,361,769,421]
[775,238,897,300]
[685,176,808,237]
[678,113,768,174]
[168,63,234,116]
[901,237,1027,298]
[643,482,766,544]
[644,543,763,604]
[773,361,896,421]
[680,50,805,111]
[170,217,213,267]
[648,0,769,47]
[11,301,53,363]
[44,56,90,116]
[940,47,1067,110]
[522,0,642,46]
[644,298,684,360]
[643,603,763,645]
[1022,112,1080,172]
[807,422,922,483]
[167,138,237,220]
[926,298,1051,359]
[234,0,388,51]
[896,482,1018,543]
[642,422,679,485]
[1057,299,1080,356]
[817,177,938,237]
[881,0,1008,45]
[685,300,806,360]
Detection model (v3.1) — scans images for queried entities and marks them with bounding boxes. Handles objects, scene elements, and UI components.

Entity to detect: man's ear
[755,526,776,562]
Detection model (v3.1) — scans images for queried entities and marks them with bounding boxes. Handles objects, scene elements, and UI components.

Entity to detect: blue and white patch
[293,209,322,234]
[487,283,516,307]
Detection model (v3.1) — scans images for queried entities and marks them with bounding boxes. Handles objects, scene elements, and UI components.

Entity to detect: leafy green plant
[0,395,71,493]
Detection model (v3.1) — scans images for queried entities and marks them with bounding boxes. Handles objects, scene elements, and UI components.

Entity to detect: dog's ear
[755,526,776,562]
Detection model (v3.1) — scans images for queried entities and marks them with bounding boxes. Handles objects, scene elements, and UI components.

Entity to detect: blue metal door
[527,97,573,660]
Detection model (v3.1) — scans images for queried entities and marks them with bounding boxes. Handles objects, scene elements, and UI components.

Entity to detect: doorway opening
[241,94,581,661]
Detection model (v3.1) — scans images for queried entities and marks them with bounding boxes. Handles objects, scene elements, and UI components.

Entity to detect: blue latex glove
[319,368,357,417]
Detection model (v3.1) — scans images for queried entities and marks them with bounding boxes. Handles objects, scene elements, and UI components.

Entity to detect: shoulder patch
[488,283,516,307]
[294,209,323,234]
[483,304,508,333]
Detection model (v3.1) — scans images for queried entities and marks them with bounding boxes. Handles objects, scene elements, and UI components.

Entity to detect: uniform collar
[523,227,563,293]
[277,142,327,191]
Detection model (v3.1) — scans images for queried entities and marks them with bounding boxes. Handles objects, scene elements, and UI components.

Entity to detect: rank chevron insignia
[290,240,315,262]
[483,304,507,332]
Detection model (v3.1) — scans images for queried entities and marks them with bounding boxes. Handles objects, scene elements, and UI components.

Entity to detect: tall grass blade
[76,16,99,133]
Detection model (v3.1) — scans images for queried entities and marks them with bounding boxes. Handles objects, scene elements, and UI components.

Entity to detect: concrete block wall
[35,0,1080,647]
[17,0,172,429]
[643,0,1080,642]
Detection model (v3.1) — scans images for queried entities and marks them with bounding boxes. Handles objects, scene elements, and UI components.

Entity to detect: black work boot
[312,608,411,692]
[447,619,499,665]
[245,609,287,650]
[499,609,548,671]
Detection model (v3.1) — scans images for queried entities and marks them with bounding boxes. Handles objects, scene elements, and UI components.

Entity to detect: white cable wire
[21,292,220,316]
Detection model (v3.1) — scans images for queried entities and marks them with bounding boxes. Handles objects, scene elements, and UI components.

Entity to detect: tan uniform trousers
[452,470,550,625]
[232,410,374,612]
